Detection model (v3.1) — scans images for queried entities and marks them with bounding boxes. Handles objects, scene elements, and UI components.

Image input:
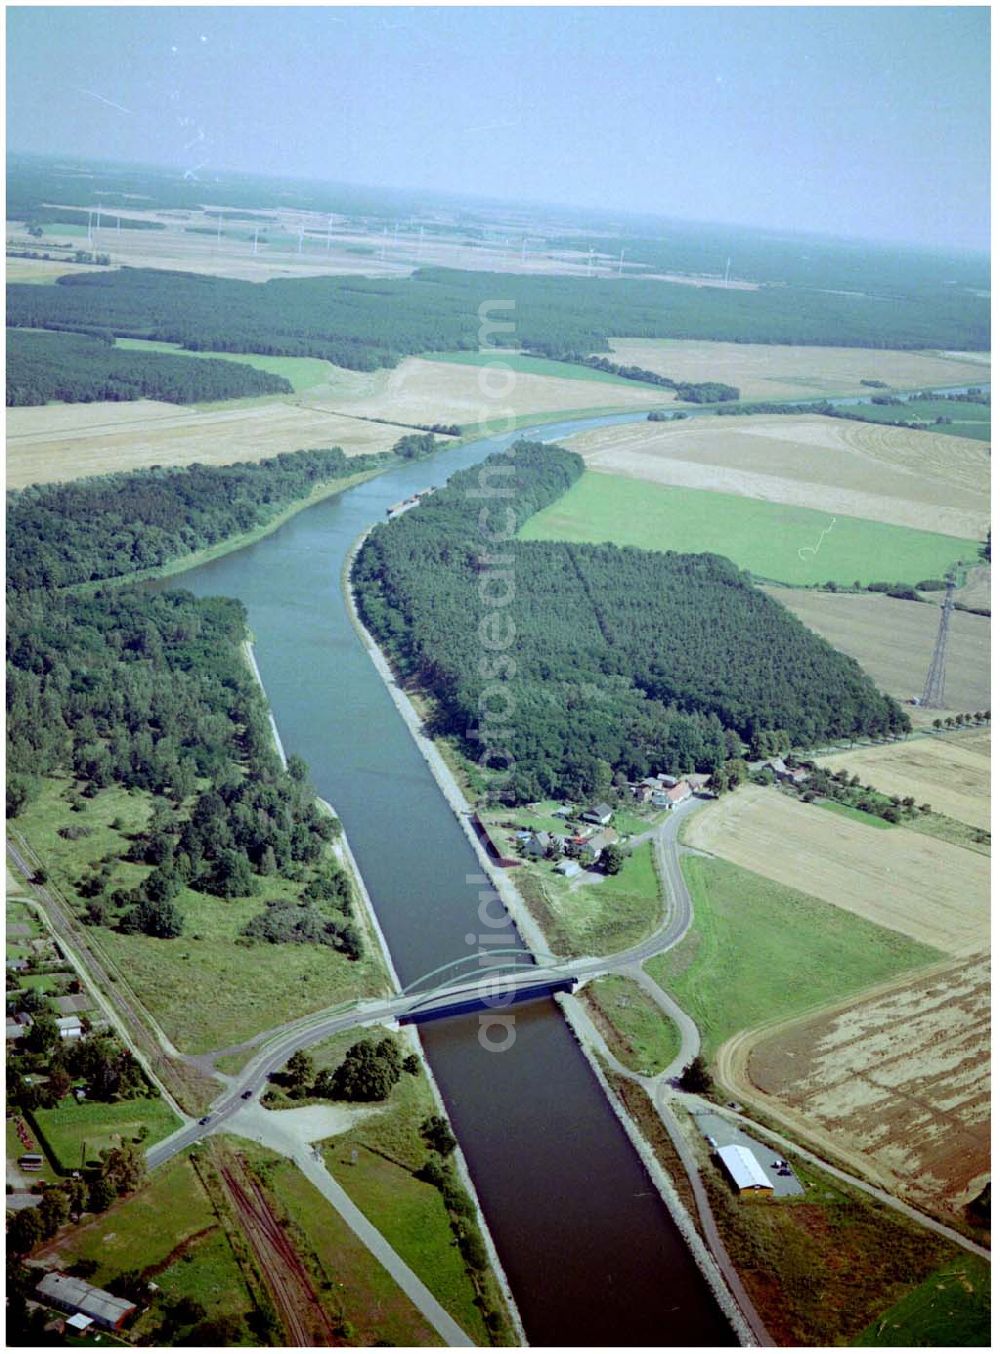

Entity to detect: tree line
[6,328,293,406]
[7,445,387,589]
[353,441,908,803]
[8,260,988,374]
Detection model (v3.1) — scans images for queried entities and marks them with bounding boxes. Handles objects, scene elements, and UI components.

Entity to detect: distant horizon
[7,145,989,262]
[6,7,989,253]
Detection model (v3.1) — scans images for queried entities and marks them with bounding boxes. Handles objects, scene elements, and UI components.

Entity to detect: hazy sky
[6,5,990,250]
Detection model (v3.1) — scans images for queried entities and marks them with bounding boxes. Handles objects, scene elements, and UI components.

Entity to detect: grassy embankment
[646,857,942,1060]
[514,840,662,958]
[580,975,681,1075]
[13,777,386,1054]
[520,471,980,587]
[301,1032,515,1344]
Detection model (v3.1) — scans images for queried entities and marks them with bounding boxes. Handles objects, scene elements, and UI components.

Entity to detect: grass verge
[646,857,942,1059]
[580,975,681,1075]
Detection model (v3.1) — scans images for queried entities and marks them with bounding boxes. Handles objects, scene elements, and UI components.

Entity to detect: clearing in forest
[765,588,990,717]
[563,413,989,538]
[519,470,978,586]
[683,785,988,955]
[602,338,991,401]
[817,731,990,831]
[737,952,990,1220]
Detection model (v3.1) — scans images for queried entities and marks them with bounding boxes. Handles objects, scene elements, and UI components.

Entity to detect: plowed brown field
[727,954,990,1219]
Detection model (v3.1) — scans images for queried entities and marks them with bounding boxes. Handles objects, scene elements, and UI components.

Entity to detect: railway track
[218,1153,339,1347]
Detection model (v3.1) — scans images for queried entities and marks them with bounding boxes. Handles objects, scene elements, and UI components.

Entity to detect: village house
[580,802,614,826]
[768,758,809,786]
[580,827,619,865]
[522,831,554,860]
[556,859,582,878]
[686,772,712,791]
[664,781,693,807]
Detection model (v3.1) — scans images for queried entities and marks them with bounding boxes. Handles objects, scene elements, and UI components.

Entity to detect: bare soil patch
[740,954,990,1219]
[602,339,991,401]
[765,589,990,717]
[565,414,989,537]
[684,785,988,955]
[818,731,990,831]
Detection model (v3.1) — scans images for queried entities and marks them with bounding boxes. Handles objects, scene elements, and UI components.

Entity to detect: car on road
[241,1090,253,1099]
[198,1115,211,1126]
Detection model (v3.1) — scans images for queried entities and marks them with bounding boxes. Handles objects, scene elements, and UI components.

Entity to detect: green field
[114,338,333,392]
[31,1096,181,1171]
[14,777,387,1053]
[520,472,979,586]
[516,840,662,957]
[850,398,991,443]
[581,975,681,1075]
[423,349,664,389]
[854,1255,991,1346]
[645,857,941,1058]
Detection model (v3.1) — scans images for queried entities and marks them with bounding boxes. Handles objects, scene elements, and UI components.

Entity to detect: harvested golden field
[602,338,991,401]
[5,398,406,487]
[564,414,989,537]
[818,731,990,832]
[5,255,112,283]
[730,953,990,1218]
[764,588,990,717]
[304,355,668,426]
[684,785,988,955]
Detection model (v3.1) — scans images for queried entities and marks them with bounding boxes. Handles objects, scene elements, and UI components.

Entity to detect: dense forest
[6,586,359,954]
[353,442,908,802]
[7,262,988,369]
[7,446,386,589]
[6,328,293,406]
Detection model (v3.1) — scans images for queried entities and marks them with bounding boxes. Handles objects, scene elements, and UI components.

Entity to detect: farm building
[581,803,614,826]
[664,781,693,807]
[35,1273,137,1331]
[716,1144,774,1198]
[556,859,582,878]
[768,759,809,786]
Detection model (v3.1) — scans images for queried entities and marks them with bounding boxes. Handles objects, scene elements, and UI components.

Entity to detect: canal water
[172,414,737,1346]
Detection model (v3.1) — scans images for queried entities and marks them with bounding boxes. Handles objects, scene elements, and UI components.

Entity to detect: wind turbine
[618,249,625,277]
[325,214,334,251]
